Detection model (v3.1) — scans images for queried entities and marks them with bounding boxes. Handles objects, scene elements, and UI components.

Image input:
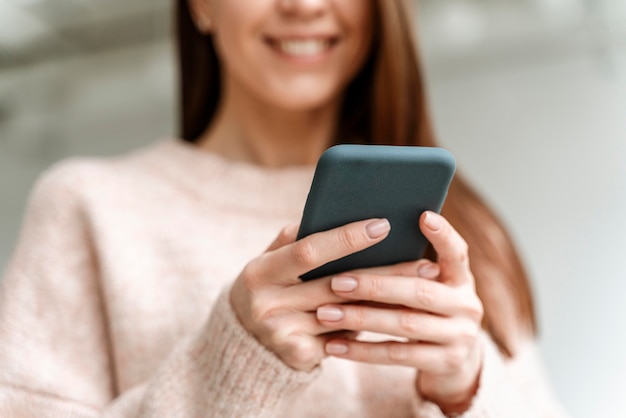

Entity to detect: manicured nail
[418,263,439,279]
[326,341,348,355]
[331,276,358,292]
[366,219,390,239]
[317,306,344,321]
[424,212,443,232]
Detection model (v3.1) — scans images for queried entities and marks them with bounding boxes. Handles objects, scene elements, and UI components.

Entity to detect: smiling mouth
[265,37,339,58]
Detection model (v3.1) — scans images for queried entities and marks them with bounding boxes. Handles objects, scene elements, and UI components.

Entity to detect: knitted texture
[0,139,568,417]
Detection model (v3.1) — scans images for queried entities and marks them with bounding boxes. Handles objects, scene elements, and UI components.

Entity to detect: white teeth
[277,39,329,57]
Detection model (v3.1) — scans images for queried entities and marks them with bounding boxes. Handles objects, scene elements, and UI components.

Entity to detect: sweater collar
[146,138,315,217]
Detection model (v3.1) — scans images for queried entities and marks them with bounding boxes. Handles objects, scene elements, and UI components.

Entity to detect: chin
[263,86,342,113]
[277,98,337,112]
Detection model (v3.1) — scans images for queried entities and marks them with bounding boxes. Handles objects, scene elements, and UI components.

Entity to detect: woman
[0,0,567,417]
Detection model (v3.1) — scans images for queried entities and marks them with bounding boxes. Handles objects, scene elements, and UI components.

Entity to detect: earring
[197,17,212,34]
[205,18,213,31]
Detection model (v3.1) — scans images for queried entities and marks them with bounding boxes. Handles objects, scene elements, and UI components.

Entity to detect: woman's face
[200,0,374,111]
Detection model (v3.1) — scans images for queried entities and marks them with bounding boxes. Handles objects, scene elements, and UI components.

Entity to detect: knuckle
[338,227,364,251]
[399,312,422,336]
[267,321,290,346]
[458,321,479,347]
[444,346,466,371]
[291,240,318,267]
[413,280,435,309]
[251,312,323,370]
[462,293,484,323]
[285,336,319,366]
[350,307,367,329]
[249,299,273,325]
[388,343,409,363]
[249,301,264,324]
[241,260,264,290]
[294,344,318,366]
[364,275,384,299]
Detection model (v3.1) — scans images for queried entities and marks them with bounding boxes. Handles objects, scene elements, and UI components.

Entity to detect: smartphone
[297,144,456,281]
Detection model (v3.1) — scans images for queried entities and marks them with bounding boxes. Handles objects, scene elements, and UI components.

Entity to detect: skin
[188,0,484,414]
[189,0,373,166]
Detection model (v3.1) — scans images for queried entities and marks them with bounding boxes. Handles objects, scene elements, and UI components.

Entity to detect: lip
[263,34,341,62]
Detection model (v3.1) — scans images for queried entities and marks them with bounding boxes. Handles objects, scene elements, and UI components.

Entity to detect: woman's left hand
[316,211,484,414]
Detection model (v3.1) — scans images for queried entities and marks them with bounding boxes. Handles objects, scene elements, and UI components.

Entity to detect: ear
[187,0,214,34]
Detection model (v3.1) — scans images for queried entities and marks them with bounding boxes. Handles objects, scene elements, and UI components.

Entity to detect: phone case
[297,144,456,281]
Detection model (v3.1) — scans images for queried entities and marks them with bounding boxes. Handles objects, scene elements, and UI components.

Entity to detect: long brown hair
[175,0,536,356]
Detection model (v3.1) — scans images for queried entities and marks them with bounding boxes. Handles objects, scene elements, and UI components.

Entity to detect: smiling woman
[178,0,375,164]
[0,0,569,417]
[188,0,372,113]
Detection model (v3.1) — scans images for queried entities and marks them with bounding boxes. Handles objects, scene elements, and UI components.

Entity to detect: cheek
[211,4,262,72]
[335,1,375,82]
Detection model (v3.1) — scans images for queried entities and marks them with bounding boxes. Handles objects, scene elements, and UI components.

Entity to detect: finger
[255,218,391,285]
[420,211,472,286]
[324,339,463,374]
[271,332,327,372]
[278,260,441,312]
[275,260,424,311]
[297,312,341,336]
[263,311,341,340]
[317,304,467,343]
[276,276,349,312]
[265,223,300,252]
[415,260,440,280]
[352,259,440,280]
[329,274,460,315]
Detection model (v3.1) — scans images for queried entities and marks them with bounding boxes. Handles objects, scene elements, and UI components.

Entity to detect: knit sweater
[0,138,568,418]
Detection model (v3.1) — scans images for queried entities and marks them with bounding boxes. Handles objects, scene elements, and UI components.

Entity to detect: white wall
[1,17,625,418]
[0,41,175,261]
[426,46,626,417]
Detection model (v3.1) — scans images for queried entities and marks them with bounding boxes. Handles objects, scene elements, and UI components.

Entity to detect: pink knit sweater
[0,139,568,417]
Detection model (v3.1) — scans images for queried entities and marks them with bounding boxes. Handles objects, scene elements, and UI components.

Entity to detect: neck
[197,76,340,168]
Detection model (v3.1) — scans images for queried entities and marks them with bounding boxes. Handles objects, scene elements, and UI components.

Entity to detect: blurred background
[0,0,624,415]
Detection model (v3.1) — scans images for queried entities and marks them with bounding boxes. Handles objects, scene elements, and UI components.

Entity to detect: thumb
[419,211,472,286]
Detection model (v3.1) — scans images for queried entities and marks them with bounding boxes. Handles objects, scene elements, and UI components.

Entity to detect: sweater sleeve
[0,161,318,418]
[410,332,571,418]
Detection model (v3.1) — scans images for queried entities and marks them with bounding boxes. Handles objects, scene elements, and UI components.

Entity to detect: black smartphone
[297,144,456,281]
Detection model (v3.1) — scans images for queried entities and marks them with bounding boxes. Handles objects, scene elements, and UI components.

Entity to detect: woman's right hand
[229,218,391,372]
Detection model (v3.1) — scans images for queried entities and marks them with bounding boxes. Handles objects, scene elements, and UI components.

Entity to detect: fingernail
[424,212,443,232]
[317,306,344,321]
[366,219,390,239]
[332,276,358,292]
[417,263,439,278]
[326,341,348,355]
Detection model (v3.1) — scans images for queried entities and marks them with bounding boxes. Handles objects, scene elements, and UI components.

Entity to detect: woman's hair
[175,0,536,356]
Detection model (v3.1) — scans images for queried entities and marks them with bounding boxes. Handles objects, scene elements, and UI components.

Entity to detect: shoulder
[34,157,102,193]
[27,158,104,221]
[33,139,172,194]
[28,140,166,217]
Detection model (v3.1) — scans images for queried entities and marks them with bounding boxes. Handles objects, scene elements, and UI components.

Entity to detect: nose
[277,0,329,19]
